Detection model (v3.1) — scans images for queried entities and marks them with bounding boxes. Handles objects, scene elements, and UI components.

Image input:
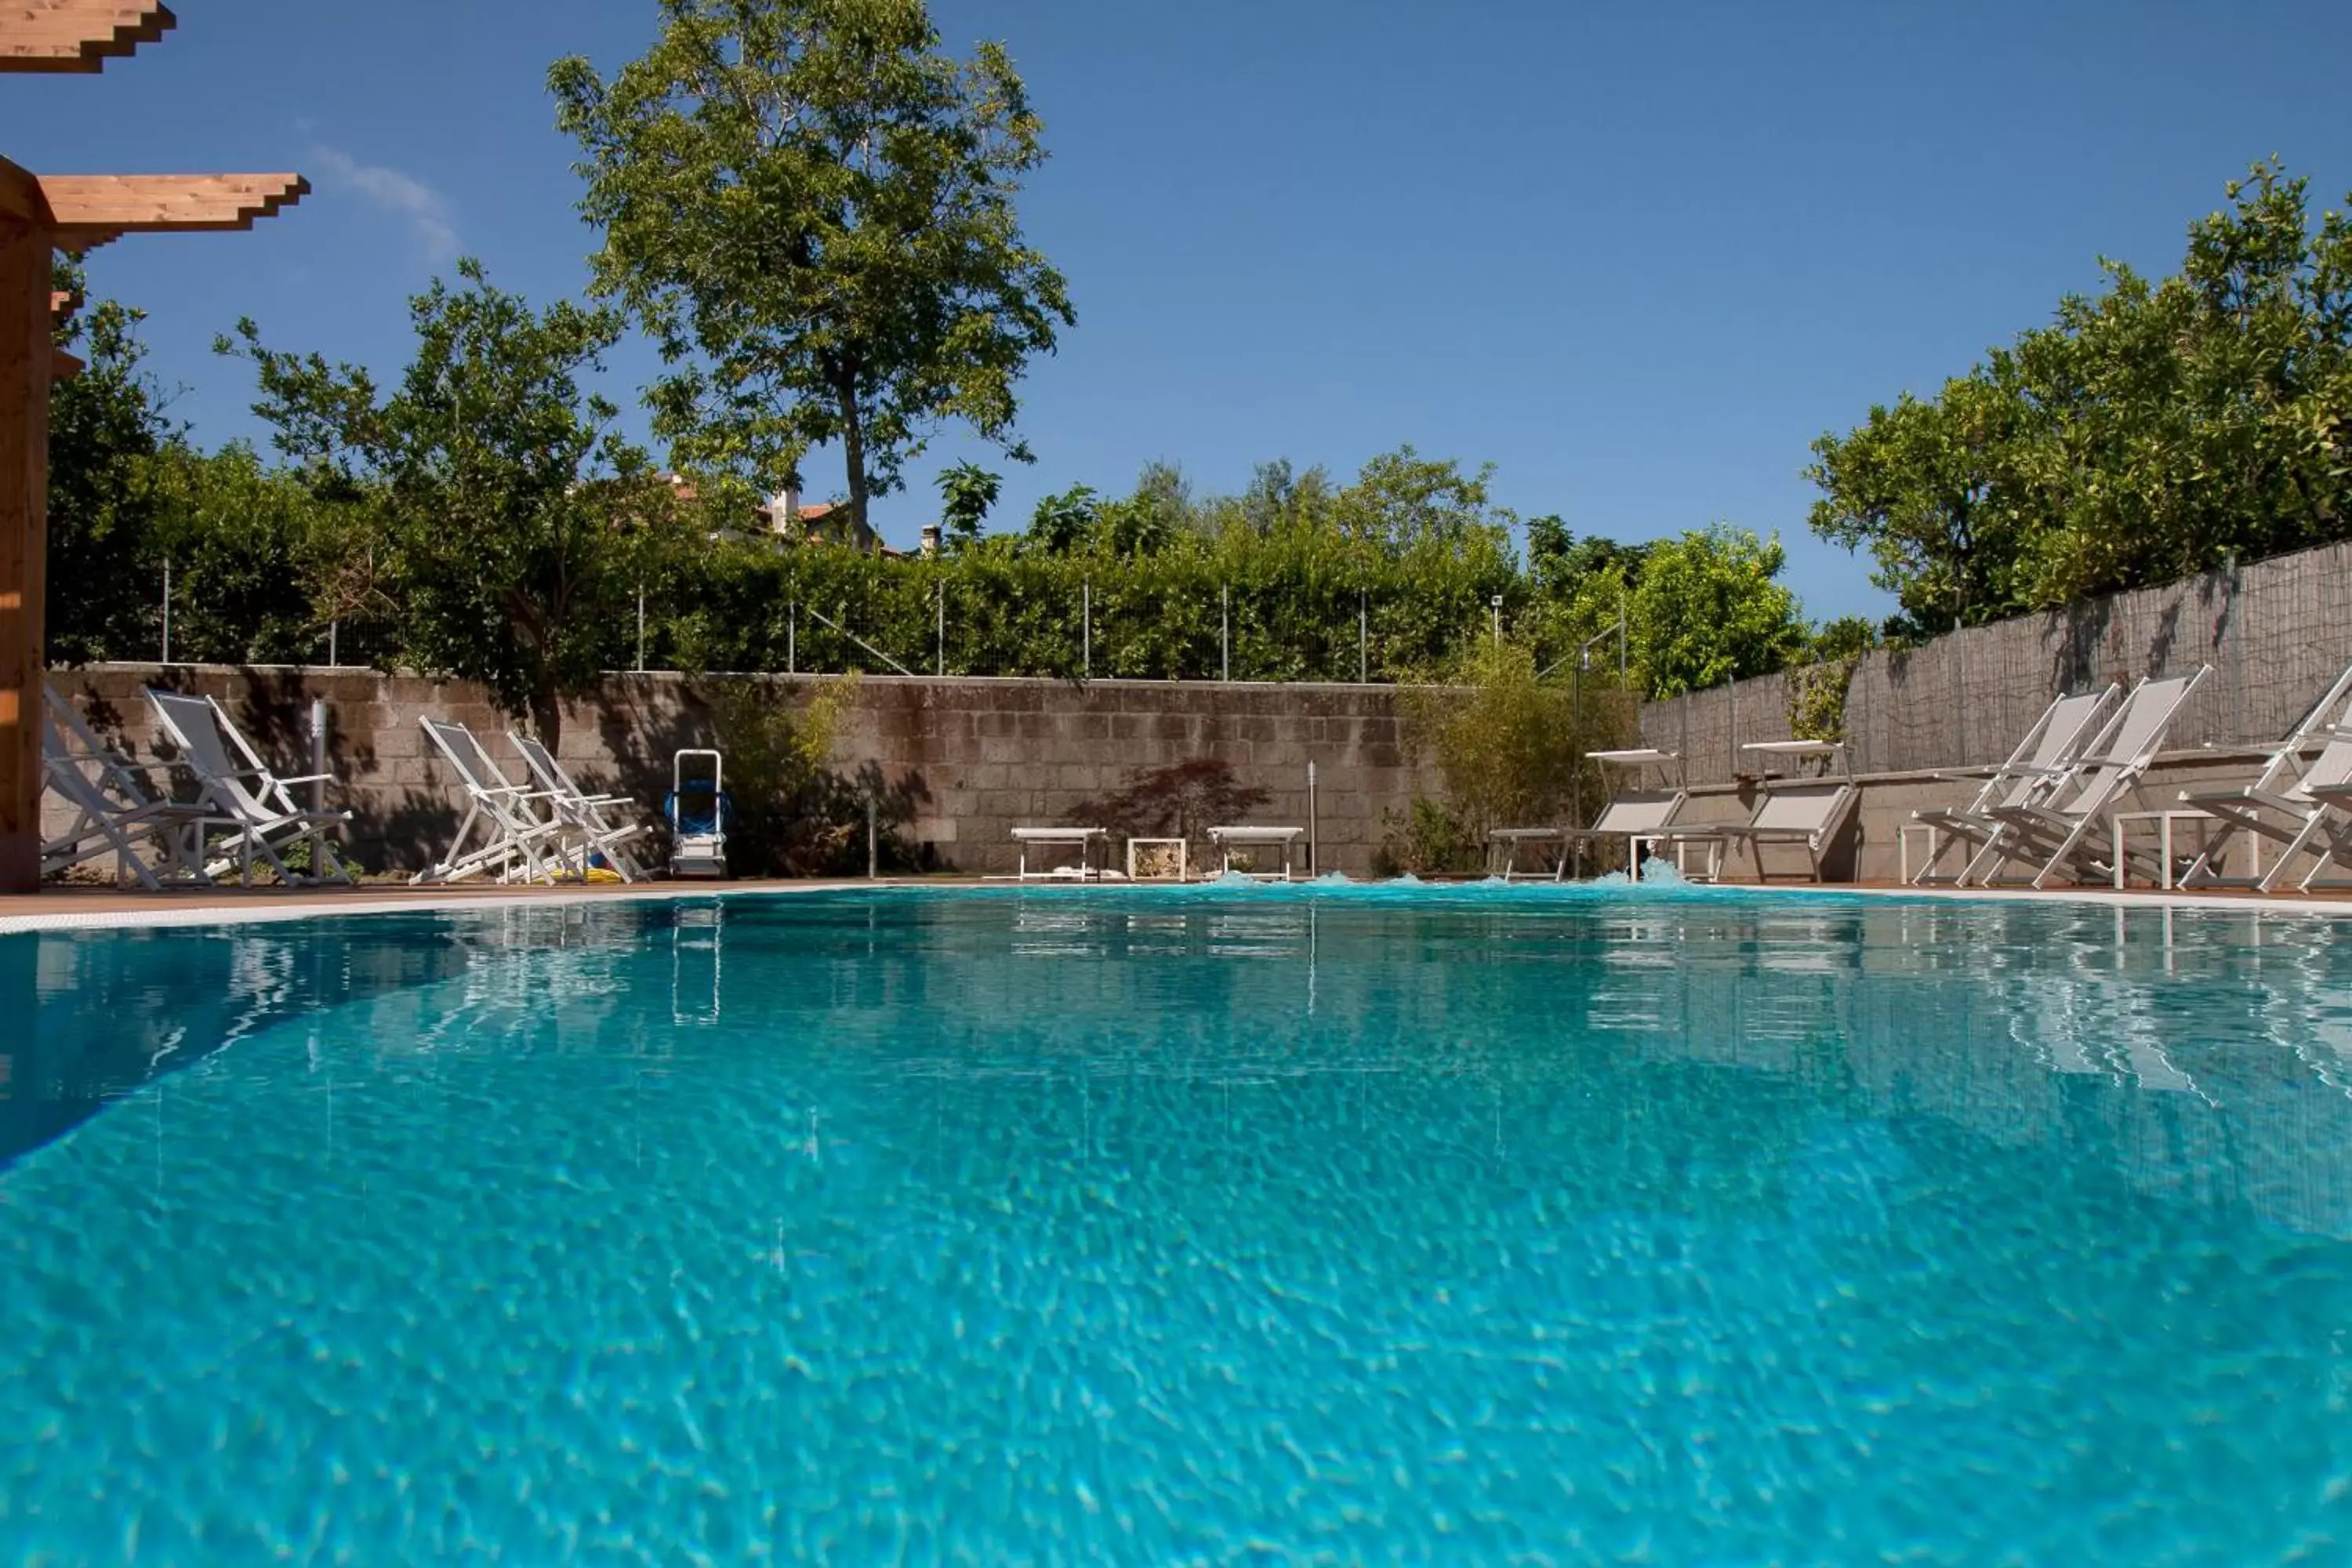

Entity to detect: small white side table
[1899,822,1946,885]
[2108,809,2220,890]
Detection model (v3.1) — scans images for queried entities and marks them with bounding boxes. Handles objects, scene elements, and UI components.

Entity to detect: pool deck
[5,875,2352,934]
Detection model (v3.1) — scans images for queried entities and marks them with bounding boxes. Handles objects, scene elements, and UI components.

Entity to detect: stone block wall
[45,668,1440,878]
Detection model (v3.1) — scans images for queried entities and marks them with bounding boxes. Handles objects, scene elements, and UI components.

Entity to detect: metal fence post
[327,619,338,669]
[635,585,646,673]
[1358,590,1369,683]
[160,557,172,663]
[787,600,797,676]
[1221,584,1230,683]
[1082,579,1092,679]
[935,579,946,677]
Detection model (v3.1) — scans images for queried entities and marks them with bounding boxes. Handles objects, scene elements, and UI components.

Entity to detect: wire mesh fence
[1643,539,2352,781]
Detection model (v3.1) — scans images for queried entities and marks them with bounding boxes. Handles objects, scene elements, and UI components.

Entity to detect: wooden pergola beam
[0,3,175,73]
[40,172,310,251]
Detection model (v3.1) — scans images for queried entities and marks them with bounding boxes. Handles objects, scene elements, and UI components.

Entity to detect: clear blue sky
[5,0,2349,621]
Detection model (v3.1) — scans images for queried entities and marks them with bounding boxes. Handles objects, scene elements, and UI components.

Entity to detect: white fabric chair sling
[142,687,353,887]
[1712,780,1859,882]
[2180,660,2352,891]
[1907,686,2118,885]
[509,732,646,881]
[41,686,217,889]
[413,718,568,885]
[1976,667,2211,889]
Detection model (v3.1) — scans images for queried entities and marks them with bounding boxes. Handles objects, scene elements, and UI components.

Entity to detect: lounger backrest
[2049,671,2205,818]
[1991,688,2115,811]
[146,689,281,822]
[510,734,572,799]
[1590,789,1685,834]
[43,687,156,806]
[1746,781,1854,837]
[2267,661,2352,800]
[421,718,511,799]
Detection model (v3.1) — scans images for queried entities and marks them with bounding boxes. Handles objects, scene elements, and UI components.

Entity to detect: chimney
[920,523,942,557]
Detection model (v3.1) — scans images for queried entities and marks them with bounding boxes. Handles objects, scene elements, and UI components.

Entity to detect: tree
[224,260,678,743]
[550,0,1075,531]
[1811,161,2352,634]
[46,278,169,663]
[1628,524,1807,695]
[935,459,1000,550]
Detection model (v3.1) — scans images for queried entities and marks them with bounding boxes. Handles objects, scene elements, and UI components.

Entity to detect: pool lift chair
[666,750,731,879]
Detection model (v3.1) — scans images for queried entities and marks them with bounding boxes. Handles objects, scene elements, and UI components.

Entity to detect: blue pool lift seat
[666,749,731,879]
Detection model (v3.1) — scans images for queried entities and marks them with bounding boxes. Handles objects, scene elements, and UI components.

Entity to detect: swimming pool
[6,884,2352,1561]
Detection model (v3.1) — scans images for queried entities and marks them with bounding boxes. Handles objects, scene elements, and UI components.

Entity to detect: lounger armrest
[278,772,338,786]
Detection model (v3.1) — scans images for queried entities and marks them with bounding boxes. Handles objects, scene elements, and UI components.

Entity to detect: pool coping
[6,875,2352,935]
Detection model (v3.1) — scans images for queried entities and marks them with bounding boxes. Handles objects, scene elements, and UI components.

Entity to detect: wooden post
[0,216,49,892]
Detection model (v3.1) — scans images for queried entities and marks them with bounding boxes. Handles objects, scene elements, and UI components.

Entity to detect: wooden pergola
[1,3,304,891]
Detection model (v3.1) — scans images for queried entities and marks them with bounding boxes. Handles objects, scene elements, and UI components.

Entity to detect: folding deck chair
[1972,667,2212,889]
[143,687,353,886]
[1705,741,1858,883]
[1906,685,2118,886]
[2178,659,2352,892]
[413,718,568,885]
[509,732,648,882]
[41,686,217,889]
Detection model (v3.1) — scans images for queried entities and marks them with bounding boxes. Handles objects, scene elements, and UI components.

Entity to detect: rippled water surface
[8,884,2352,1563]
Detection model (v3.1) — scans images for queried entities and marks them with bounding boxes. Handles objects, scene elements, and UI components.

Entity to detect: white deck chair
[413,718,568,885]
[509,732,647,881]
[143,687,354,887]
[1554,749,1690,881]
[2178,661,2352,893]
[1976,667,2212,889]
[1907,686,2118,885]
[41,686,218,889]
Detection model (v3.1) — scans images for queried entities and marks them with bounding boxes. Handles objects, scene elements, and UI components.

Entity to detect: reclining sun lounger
[41,686,217,889]
[1907,685,2118,885]
[413,718,568,885]
[143,687,353,887]
[510,732,647,882]
[2179,660,2352,892]
[1973,667,2212,889]
[1704,741,1858,883]
[1534,748,1690,881]
[1208,825,1302,881]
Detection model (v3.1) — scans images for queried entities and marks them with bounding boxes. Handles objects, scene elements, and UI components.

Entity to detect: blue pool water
[6,884,2352,1563]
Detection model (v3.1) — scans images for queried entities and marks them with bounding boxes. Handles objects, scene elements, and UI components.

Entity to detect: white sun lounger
[1907,685,2119,886]
[1975,667,2212,888]
[509,732,647,882]
[1208,825,1302,880]
[413,718,568,885]
[41,686,218,889]
[1701,741,1857,883]
[1563,749,1692,881]
[1009,826,1109,880]
[143,687,353,887]
[2180,660,2352,892]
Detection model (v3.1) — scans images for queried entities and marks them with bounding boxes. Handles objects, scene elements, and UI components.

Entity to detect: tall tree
[224,260,677,744]
[550,0,1074,531]
[46,277,169,664]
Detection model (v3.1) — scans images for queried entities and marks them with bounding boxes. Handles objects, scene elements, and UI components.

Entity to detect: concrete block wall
[45,667,1441,878]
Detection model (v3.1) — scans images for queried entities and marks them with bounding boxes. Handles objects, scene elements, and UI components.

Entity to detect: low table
[1207,826,1302,881]
[1010,826,1107,881]
[2108,809,2223,890]
[1126,836,1189,882]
